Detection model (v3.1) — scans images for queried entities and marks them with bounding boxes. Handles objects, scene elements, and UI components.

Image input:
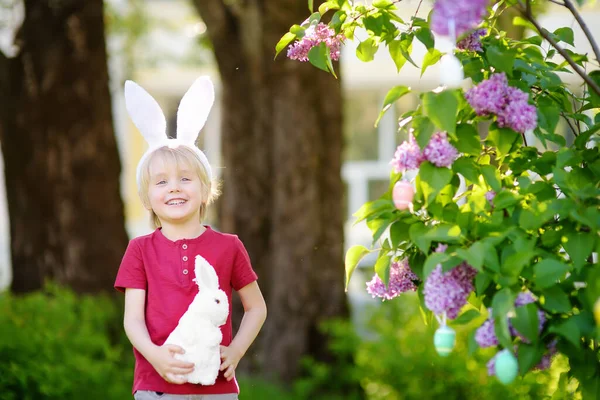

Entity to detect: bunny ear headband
[124,76,215,187]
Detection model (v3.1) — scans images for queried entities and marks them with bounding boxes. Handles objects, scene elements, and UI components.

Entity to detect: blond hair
[138,146,220,228]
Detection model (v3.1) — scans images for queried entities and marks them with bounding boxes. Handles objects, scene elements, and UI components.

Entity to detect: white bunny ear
[176,76,215,144]
[124,80,167,146]
[194,255,220,290]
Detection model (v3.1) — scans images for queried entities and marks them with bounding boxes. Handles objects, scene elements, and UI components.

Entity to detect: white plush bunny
[123,76,215,187]
[164,255,229,385]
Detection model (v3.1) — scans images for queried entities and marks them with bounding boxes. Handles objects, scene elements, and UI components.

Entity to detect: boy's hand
[148,344,195,385]
[220,345,242,381]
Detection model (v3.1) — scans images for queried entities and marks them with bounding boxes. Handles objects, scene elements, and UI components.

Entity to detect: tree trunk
[0,0,128,293]
[193,0,348,383]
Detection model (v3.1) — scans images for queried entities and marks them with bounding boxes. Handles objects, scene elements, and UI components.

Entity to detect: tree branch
[518,0,600,98]
[563,0,600,65]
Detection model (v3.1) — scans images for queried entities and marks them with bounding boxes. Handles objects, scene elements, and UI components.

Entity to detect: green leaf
[375,86,411,127]
[492,288,516,350]
[493,190,520,209]
[345,245,371,290]
[353,198,395,223]
[452,157,480,183]
[511,303,539,344]
[548,317,581,347]
[389,220,410,248]
[455,241,485,271]
[415,27,434,49]
[422,90,458,134]
[421,48,442,77]
[512,16,536,31]
[455,124,481,155]
[418,161,453,204]
[308,42,337,77]
[423,252,447,279]
[409,222,430,252]
[374,253,392,286]
[518,343,544,375]
[308,0,314,12]
[538,103,561,134]
[475,272,492,295]
[533,259,571,289]
[541,286,572,313]
[318,1,340,14]
[553,27,575,46]
[373,0,395,8]
[562,232,594,271]
[356,37,378,62]
[486,44,516,74]
[588,70,600,107]
[487,125,520,159]
[480,165,502,192]
[412,116,435,149]
[389,34,417,72]
[275,32,297,59]
[452,309,481,325]
[429,224,462,242]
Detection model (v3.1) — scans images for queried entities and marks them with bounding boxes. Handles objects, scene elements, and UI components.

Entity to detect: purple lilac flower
[390,134,424,172]
[475,315,498,348]
[534,340,558,371]
[435,243,448,253]
[485,190,496,205]
[497,98,538,134]
[465,73,509,115]
[457,29,487,52]
[423,132,459,168]
[287,23,345,62]
[466,73,538,133]
[424,262,478,319]
[510,292,546,342]
[366,259,419,301]
[487,355,496,376]
[431,0,489,38]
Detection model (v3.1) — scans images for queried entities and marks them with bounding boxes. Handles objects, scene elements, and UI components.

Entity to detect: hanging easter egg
[392,181,414,211]
[433,325,456,357]
[594,298,600,326]
[439,54,464,88]
[494,349,518,385]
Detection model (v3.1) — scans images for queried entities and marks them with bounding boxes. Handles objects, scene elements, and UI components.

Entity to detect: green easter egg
[495,349,519,385]
[433,325,456,357]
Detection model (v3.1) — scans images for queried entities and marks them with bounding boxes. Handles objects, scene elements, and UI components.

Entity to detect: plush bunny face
[189,289,229,327]
[124,76,215,188]
[192,255,229,327]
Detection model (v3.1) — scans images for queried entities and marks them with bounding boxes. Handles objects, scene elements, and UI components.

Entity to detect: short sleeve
[231,237,258,291]
[114,240,147,293]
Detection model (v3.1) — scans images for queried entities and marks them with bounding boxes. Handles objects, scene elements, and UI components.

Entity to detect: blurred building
[1,0,599,300]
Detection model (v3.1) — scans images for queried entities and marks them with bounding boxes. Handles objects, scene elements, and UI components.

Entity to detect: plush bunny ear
[124,80,167,147]
[176,76,215,145]
[194,255,220,291]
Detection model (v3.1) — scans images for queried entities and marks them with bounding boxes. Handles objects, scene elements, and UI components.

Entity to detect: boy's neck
[160,222,207,242]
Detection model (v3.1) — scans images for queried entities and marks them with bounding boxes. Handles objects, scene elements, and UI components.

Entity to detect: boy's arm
[220,281,267,380]
[124,288,194,384]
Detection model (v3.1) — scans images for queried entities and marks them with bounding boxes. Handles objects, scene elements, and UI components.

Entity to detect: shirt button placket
[182,242,189,280]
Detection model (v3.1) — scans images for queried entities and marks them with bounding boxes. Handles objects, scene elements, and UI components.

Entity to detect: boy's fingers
[220,360,229,371]
[173,360,195,369]
[166,373,187,385]
[166,344,185,354]
[225,365,235,380]
[171,366,194,375]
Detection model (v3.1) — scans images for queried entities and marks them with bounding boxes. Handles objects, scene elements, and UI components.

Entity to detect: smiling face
[139,146,211,228]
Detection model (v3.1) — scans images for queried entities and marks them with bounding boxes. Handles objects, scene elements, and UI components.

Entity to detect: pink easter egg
[393,181,414,210]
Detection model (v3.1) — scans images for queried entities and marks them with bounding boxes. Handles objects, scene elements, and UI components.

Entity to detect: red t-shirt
[114,226,258,395]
